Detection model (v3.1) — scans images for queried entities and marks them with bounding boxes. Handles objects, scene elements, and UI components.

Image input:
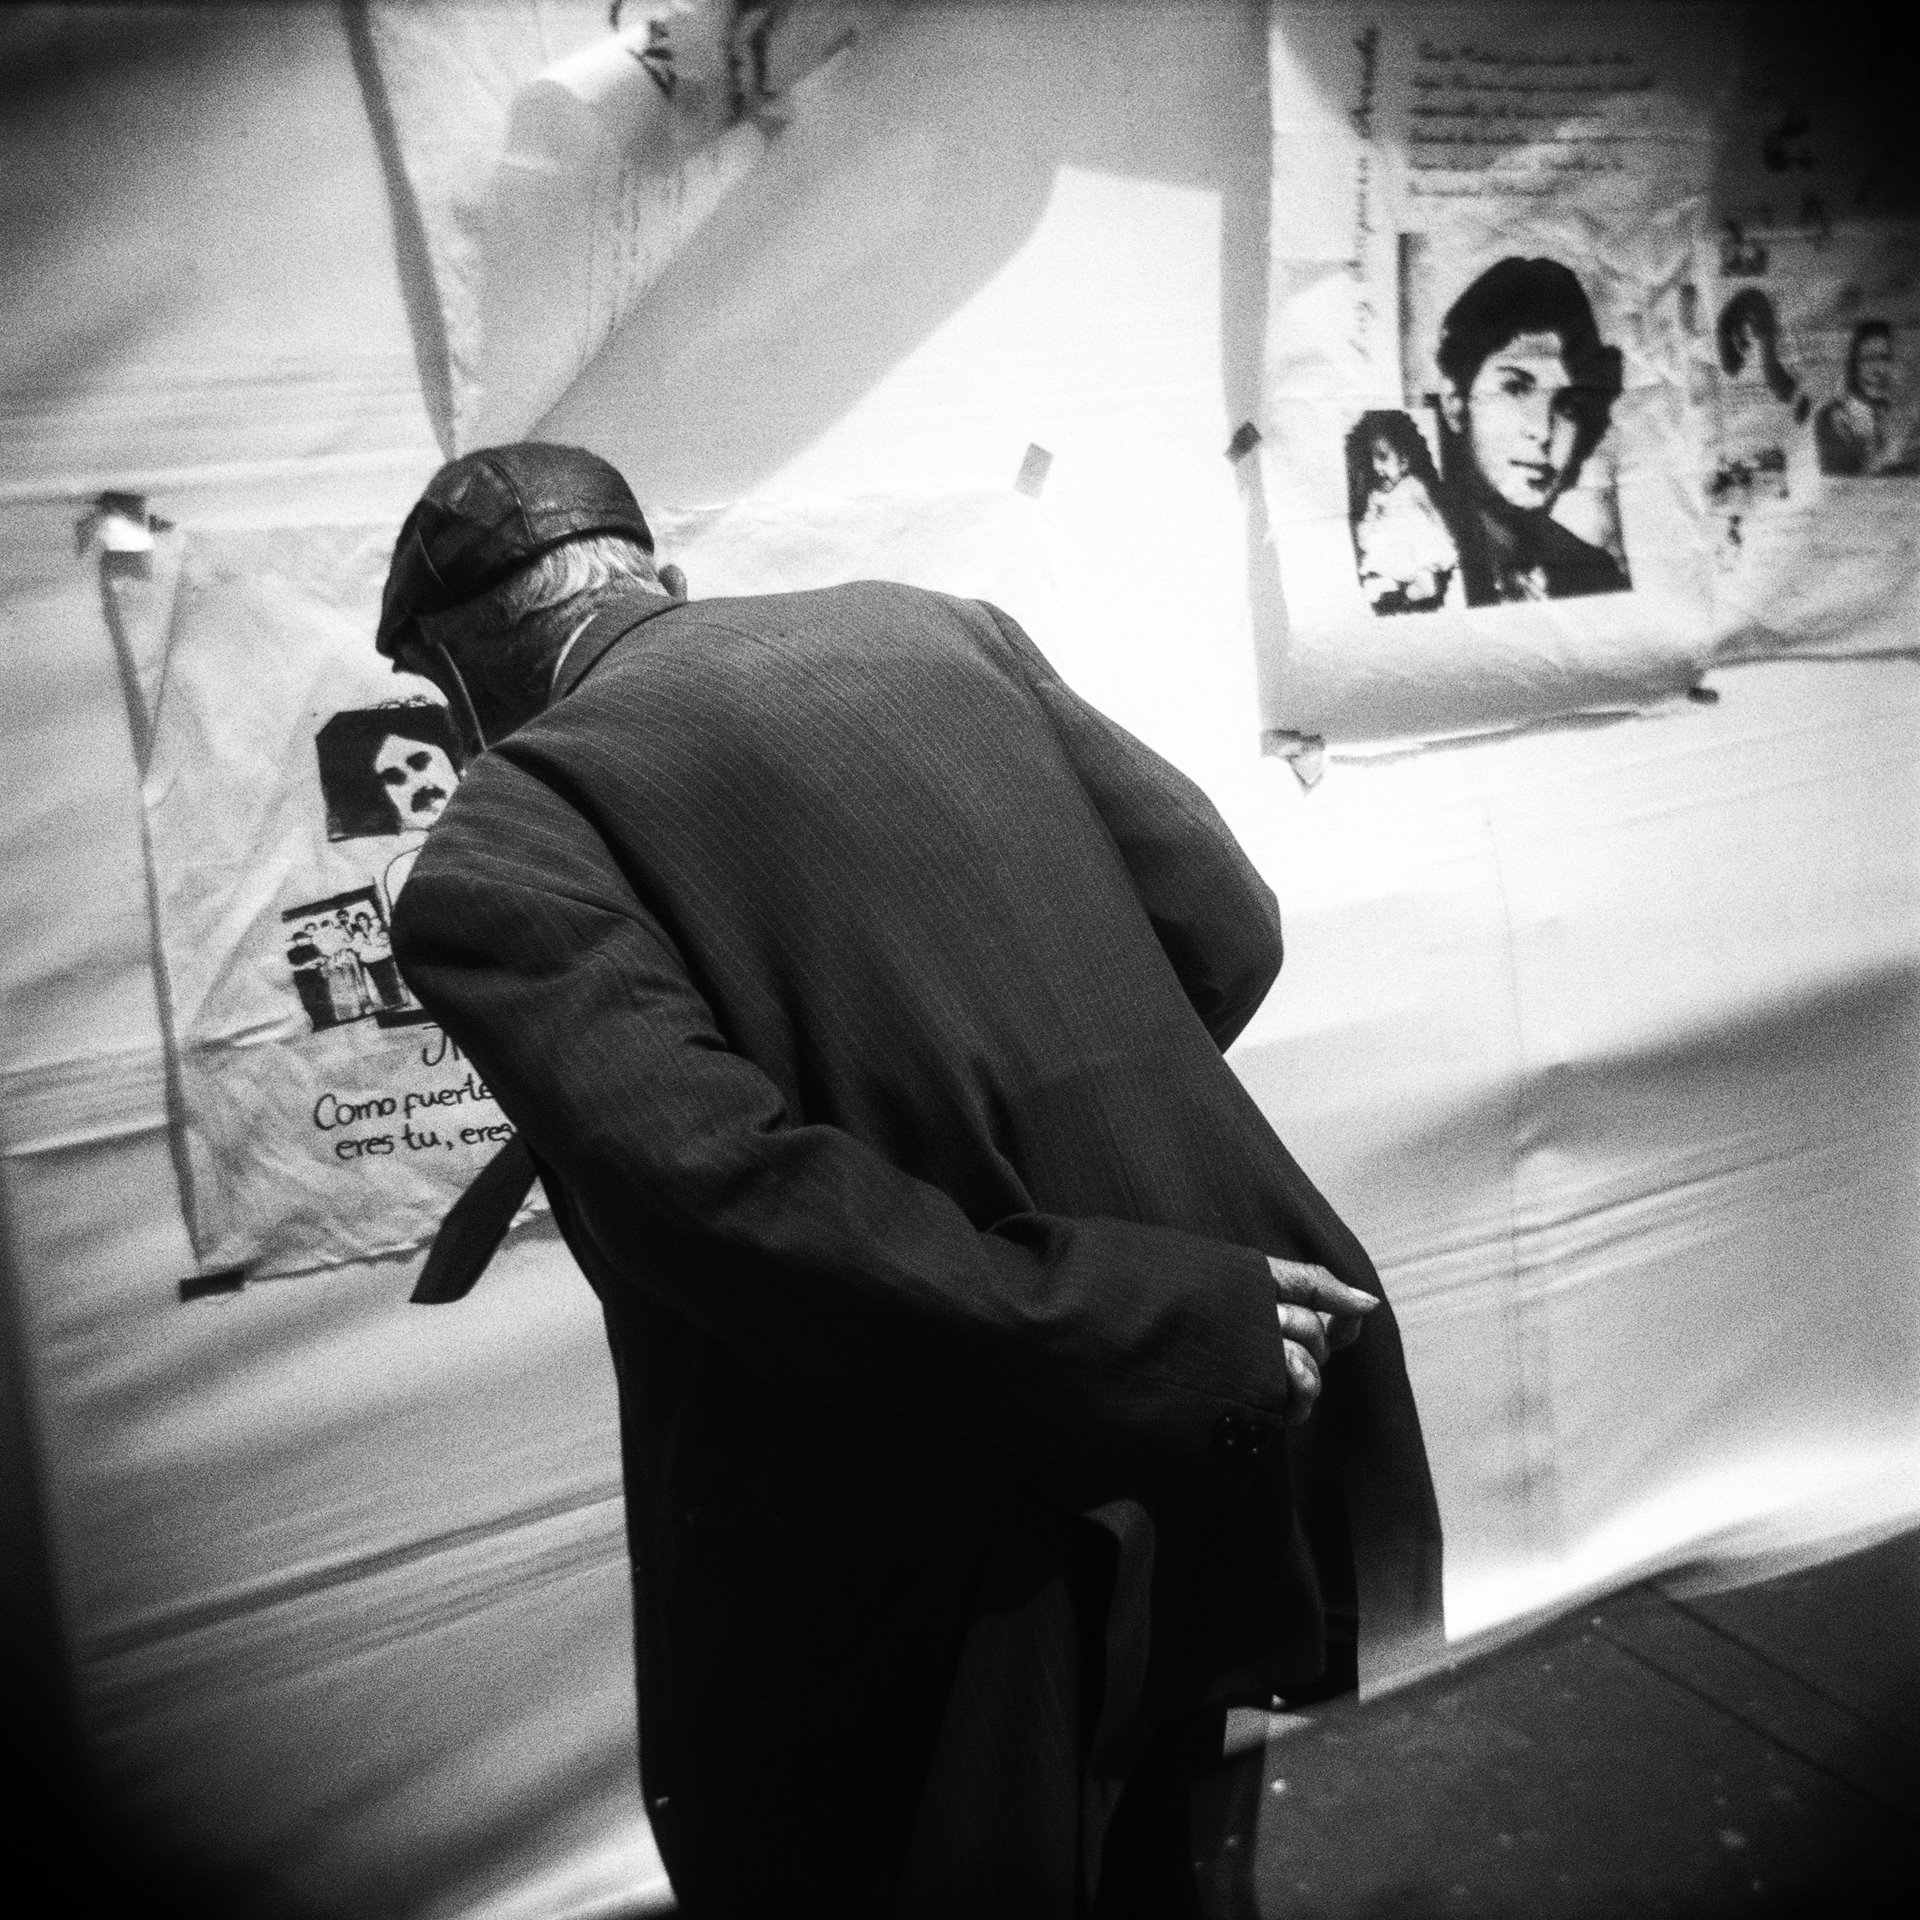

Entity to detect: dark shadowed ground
[1194,1527,1920,1919]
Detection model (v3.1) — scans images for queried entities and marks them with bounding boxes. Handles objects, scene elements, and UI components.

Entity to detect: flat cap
[376,442,653,658]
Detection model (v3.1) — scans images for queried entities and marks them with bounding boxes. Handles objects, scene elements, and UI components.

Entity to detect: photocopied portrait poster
[1262,2,1727,744]
[137,525,525,1281]
[1698,9,1920,659]
[122,490,1060,1281]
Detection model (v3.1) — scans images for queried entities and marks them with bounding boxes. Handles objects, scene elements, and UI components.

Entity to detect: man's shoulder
[394,751,574,914]
[565,581,1010,709]
[657,579,989,638]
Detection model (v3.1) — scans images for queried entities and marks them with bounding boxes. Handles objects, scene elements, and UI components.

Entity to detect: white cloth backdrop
[1,5,1916,1916]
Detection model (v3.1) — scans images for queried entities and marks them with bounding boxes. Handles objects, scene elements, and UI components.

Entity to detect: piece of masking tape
[1225,421,1263,463]
[75,490,155,558]
[1264,730,1326,790]
[1014,443,1053,499]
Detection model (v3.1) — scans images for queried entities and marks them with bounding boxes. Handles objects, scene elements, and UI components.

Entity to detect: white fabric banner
[4,14,1916,1913]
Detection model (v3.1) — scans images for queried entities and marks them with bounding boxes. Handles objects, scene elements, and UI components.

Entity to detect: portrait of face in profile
[313,703,466,841]
[1421,255,1633,608]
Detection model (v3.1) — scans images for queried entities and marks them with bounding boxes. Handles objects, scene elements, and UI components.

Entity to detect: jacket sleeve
[393,755,1292,1492]
[968,599,1282,1051]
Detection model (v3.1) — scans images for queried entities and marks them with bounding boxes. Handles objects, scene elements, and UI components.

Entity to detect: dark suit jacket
[392,582,1441,1914]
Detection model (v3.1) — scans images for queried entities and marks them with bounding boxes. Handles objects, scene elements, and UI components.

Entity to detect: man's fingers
[1267,1259,1376,1418]
[1324,1312,1366,1354]
[1275,1303,1330,1364]
[1267,1256,1378,1320]
[1282,1339,1321,1424]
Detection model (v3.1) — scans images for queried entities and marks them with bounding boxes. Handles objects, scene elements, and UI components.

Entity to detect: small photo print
[1345,410,1458,615]
[315,703,464,842]
[1707,446,1789,512]
[283,885,423,1032]
[1396,239,1634,608]
[1812,318,1920,477]
[1707,286,1807,514]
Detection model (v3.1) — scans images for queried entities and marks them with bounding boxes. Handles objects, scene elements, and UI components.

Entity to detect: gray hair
[462,531,659,634]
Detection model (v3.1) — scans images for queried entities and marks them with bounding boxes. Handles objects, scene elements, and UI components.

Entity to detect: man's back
[469,583,1281,1223]
[392,580,1439,1913]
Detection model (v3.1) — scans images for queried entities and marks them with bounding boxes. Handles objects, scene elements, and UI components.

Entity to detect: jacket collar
[550,586,686,701]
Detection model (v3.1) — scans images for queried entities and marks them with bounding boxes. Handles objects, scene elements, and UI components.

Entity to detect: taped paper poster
[1698,7,1920,660]
[357,1,883,454]
[1698,224,1920,656]
[139,525,527,1280]
[129,490,1056,1279]
[1261,3,1725,744]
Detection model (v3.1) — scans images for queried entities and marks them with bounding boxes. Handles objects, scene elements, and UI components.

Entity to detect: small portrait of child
[1344,408,1459,615]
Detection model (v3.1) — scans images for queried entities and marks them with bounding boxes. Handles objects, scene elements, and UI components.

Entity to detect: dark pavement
[1192,1527,1920,1918]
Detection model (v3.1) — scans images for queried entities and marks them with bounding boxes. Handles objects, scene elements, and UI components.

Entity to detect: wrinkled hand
[1267,1257,1378,1425]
